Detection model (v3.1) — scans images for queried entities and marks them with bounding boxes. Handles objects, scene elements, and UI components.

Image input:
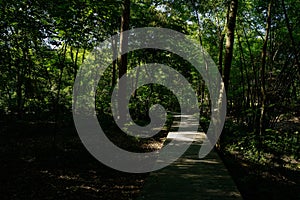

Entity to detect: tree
[223,0,238,94]
[118,0,131,79]
[258,0,272,158]
[117,0,131,123]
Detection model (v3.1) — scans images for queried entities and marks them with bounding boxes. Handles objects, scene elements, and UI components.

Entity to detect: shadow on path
[138,114,242,200]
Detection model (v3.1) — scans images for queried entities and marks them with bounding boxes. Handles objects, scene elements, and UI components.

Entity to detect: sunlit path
[138,115,242,200]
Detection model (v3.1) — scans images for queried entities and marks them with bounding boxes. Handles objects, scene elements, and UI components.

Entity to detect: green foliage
[222,119,300,170]
[0,0,299,172]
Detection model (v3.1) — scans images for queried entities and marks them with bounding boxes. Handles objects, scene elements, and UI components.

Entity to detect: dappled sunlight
[66,185,100,192]
[167,131,207,142]
[138,114,242,199]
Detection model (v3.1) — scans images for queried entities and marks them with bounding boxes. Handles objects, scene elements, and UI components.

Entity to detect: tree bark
[117,0,130,123]
[223,0,238,94]
[111,37,117,87]
[237,33,246,118]
[258,0,272,159]
[218,34,225,76]
[237,32,250,109]
[118,0,130,79]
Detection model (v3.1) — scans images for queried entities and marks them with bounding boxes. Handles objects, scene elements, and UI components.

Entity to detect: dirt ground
[0,121,157,200]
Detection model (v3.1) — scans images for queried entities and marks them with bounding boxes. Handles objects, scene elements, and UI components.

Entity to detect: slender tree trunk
[223,0,238,94]
[281,0,300,69]
[194,8,210,115]
[16,64,24,119]
[74,48,79,80]
[237,32,251,110]
[112,37,117,87]
[281,0,300,105]
[118,0,130,79]
[218,34,225,76]
[117,0,130,123]
[134,61,141,99]
[242,24,258,127]
[237,33,246,122]
[10,27,25,120]
[70,47,80,80]
[258,0,272,159]
[72,47,85,113]
[82,48,86,63]
[53,43,67,150]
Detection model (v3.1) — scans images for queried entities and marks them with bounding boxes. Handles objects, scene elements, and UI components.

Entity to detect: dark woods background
[0,0,299,199]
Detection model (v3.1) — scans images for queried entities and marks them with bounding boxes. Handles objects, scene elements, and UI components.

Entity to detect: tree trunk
[218,34,225,76]
[118,0,130,79]
[237,32,251,110]
[53,43,67,150]
[117,0,130,123]
[258,0,272,159]
[223,0,238,94]
[194,8,209,115]
[281,0,300,69]
[237,33,246,122]
[111,37,117,87]
[16,64,24,120]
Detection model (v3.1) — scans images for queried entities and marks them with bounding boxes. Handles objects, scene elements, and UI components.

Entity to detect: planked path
[137,114,242,200]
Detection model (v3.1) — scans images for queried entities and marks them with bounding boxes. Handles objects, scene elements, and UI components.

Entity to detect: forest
[0,0,299,199]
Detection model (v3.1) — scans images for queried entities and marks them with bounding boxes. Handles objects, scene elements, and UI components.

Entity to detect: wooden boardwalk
[137,114,242,200]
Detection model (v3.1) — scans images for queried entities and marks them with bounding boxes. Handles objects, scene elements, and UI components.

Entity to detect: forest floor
[219,116,300,200]
[0,118,299,199]
[0,120,166,200]
[219,150,300,200]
